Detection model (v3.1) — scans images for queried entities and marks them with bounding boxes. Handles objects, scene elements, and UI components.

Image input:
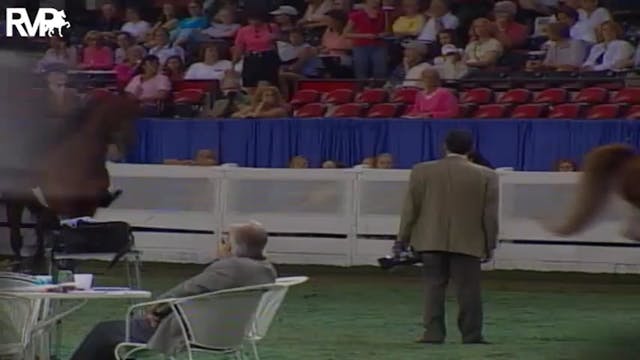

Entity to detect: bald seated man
[70,221,277,360]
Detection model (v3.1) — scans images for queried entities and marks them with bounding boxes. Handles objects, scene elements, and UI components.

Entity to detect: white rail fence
[1,164,639,274]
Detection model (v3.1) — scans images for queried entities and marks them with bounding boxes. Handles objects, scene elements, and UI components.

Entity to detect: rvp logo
[5,8,70,37]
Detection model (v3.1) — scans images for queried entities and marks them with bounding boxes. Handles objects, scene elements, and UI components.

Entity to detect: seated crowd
[34,0,640,119]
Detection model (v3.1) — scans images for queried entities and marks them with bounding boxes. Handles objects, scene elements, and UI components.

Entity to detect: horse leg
[5,200,25,261]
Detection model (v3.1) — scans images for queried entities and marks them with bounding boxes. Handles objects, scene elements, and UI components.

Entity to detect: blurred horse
[549,144,640,240]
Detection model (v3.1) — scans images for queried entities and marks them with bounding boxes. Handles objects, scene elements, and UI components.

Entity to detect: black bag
[53,221,134,269]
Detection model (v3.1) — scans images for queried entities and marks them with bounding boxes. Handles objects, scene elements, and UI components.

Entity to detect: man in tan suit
[398,130,498,344]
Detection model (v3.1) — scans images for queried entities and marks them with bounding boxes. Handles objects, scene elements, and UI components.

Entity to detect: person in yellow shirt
[392,0,425,37]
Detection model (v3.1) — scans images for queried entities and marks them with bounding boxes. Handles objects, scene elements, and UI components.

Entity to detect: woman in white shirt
[185,44,233,80]
[582,20,634,71]
[121,7,151,42]
[37,36,77,71]
[578,0,610,33]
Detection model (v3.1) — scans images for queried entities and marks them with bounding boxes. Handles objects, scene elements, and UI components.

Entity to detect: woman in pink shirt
[405,68,459,118]
[79,31,115,70]
[125,55,171,115]
[233,12,281,91]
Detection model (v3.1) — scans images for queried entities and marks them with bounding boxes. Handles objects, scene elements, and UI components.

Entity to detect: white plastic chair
[0,273,41,359]
[246,276,309,360]
[114,283,283,360]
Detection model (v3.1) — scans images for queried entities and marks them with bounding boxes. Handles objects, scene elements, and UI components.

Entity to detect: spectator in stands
[554,159,577,172]
[375,153,394,169]
[582,20,634,71]
[578,0,611,36]
[44,65,80,120]
[528,22,586,71]
[289,155,310,168]
[174,0,209,46]
[79,31,115,70]
[125,55,171,106]
[404,68,459,118]
[464,18,503,70]
[150,2,180,39]
[233,12,281,93]
[299,0,333,29]
[164,149,219,166]
[121,7,151,42]
[435,44,468,79]
[417,0,459,43]
[555,5,596,44]
[319,10,353,78]
[37,36,77,72]
[392,0,425,38]
[149,28,186,66]
[202,8,241,40]
[185,43,233,80]
[280,29,322,98]
[165,55,186,82]
[322,160,345,168]
[492,1,529,50]
[389,41,431,87]
[271,6,299,40]
[617,45,640,70]
[115,32,136,65]
[345,0,388,79]
[115,45,146,88]
[231,86,288,118]
[96,2,123,37]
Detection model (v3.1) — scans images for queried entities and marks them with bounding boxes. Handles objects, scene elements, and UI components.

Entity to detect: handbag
[53,221,134,269]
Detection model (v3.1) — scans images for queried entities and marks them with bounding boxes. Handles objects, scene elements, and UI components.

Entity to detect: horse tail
[552,144,636,236]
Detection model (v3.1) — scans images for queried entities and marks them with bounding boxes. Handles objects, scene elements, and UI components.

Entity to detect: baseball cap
[270,5,299,16]
[441,44,462,56]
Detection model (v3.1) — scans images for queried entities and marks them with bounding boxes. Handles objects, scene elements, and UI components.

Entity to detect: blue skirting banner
[128,118,640,170]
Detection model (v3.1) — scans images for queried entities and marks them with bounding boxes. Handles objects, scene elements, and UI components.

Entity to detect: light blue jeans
[352,45,388,79]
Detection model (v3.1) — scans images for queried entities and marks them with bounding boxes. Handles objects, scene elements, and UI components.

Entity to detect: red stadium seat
[173,89,205,104]
[332,103,365,117]
[458,103,476,118]
[473,104,509,119]
[355,88,388,104]
[390,87,420,104]
[290,89,321,107]
[533,88,569,104]
[613,88,640,104]
[367,103,401,118]
[573,87,609,104]
[510,104,548,119]
[626,105,640,119]
[586,104,623,119]
[172,80,218,93]
[498,89,532,104]
[297,79,358,93]
[295,103,327,117]
[460,88,494,105]
[548,103,584,119]
[325,88,355,104]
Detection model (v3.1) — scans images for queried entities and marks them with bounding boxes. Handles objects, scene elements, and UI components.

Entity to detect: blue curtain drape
[128,118,640,170]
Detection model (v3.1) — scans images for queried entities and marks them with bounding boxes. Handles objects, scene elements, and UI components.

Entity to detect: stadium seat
[613,88,640,104]
[324,88,355,105]
[548,103,584,119]
[510,104,548,119]
[573,87,608,104]
[390,87,420,104]
[473,104,509,119]
[626,105,640,119]
[297,79,358,93]
[498,89,532,104]
[87,87,113,101]
[355,88,388,104]
[332,103,365,117]
[367,103,401,118]
[533,88,568,104]
[586,104,623,119]
[460,88,494,105]
[173,89,205,104]
[458,103,477,118]
[295,103,327,117]
[172,80,218,93]
[290,89,321,108]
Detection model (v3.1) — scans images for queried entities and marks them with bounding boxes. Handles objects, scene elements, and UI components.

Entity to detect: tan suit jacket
[398,155,499,259]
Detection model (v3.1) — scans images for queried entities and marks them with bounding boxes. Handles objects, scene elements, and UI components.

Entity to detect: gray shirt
[543,39,587,68]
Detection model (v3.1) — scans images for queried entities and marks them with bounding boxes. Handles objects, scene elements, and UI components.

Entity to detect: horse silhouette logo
[42,9,70,37]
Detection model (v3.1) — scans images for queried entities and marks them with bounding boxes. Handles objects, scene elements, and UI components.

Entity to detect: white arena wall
[1,164,640,274]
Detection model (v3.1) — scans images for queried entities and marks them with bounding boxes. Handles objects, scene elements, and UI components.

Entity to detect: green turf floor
[56,262,640,360]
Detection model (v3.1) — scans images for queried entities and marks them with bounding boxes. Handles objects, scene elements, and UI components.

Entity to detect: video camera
[377,241,422,270]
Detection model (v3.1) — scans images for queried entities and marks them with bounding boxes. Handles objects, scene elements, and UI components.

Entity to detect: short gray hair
[228,221,268,259]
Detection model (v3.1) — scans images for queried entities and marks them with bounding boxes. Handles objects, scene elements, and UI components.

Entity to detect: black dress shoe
[415,337,444,344]
[463,339,491,345]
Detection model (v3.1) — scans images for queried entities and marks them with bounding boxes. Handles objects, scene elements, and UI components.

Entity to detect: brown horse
[550,144,640,239]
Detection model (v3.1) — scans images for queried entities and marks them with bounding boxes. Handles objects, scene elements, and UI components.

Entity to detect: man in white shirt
[417,0,459,42]
[577,0,611,32]
[121,7,151,42]
[148,28,185,66]
[184,44,233,80]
